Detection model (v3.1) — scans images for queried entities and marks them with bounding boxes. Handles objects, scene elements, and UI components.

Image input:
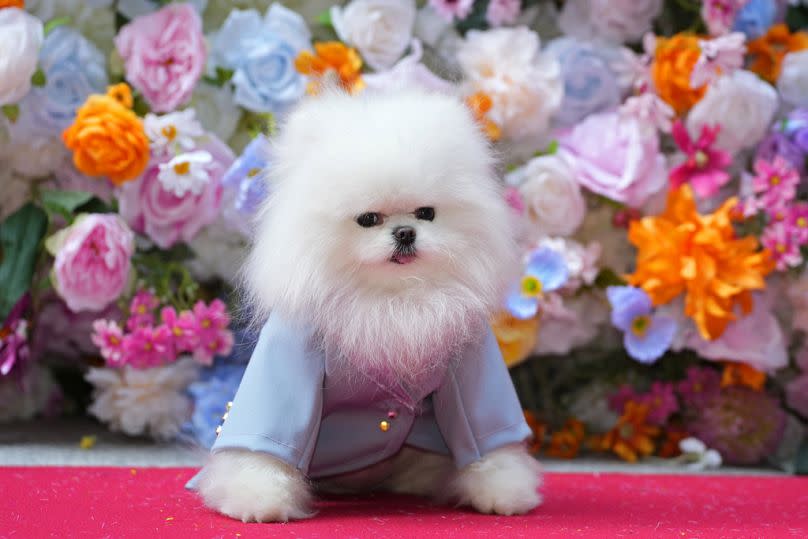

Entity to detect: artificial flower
[362,39,454,94]
[157,151,214,198]
[187,220,248,285]
[686,70,778,154]
[0,1,24,7]
[428,0,473,22]
[618,93,675,135]
[787,203,808,244]
[545,37,623,128]
[62,84,150,185]
[12,26,107,138]
[185,361,246,448]
[626,185,774,340]
[732,0,779,39]
[464,92,501,142]
[537,238,600,291]
[651,34,706,115]
[514,154,584,238]
[535,291,609,355]
[117,135,234,249]
[46,214,135,313]
[91,319,125,364]
[0,294,30,376]
[702,0,746,36]
[115,3,206,113]
[558,0,663,44]
[669,120,731,198]
[690,32,746,88]
[747,24,808,83]
[210,5,310,113]
[721,362,766,390]
[559,110,667,207]
[456,26,563,143]
[606,286,676,364]
[505,247,568,320]
[678,437,723,470]
[121,325,173,368]
[160,306,197,354]
[331,0,416,71]
[295,41,365,95]
[752,157,799,215]
[778,50,808,108]
[639,382,679,426]
[600,402,660,462]
[191,299,233,365]
[490,311,539,368]
[523,410,546,454]
[86,357,198,440]
[221,134,271,237]
[657,428,688,458]
[486,0,520,27]
[761,222,802,270]
[0,7,43,106]
[677,366,722,408]
[546,419,585,459]
[685,386,786,465]
[144,109,205,156]
[755,131,806,176]
[189,82,241,142]
[126,289,159,330]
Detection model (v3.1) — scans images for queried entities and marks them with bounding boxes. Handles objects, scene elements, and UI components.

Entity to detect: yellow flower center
[520,276,543,298]
[161,125,177,141]
[619,423,635,440]
[247,167,261,177]
[201,319,211,329]
[109,335,119,345]
[776,243,786,253]
[173,161,190,175]
[798,217,807,228]
[136,305,146,314]
[694,150,708,168]
[144,342,152,351]
[172,326,182,337]
[771,175,781,186]
[631,315,651,337]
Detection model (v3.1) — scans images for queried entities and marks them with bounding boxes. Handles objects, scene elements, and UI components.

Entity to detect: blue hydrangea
[606,286,677,364]
[185,360,247,448]
[505,247,569,319]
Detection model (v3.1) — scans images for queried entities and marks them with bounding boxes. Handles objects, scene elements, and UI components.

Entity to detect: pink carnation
[117,136,234,248]
[114,4,206,113]
[191,299,233,365]
[49,214,135,313]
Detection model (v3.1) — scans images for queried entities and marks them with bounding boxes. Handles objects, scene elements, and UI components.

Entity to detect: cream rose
[778,50,808,108]
[686,70,778,154]
[0,8,44,106]
[516,154,584,237]
[457,26,563,142]
[331,0,417,71]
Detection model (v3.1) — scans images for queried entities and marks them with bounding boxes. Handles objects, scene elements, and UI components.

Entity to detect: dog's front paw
[444,444,542,516]
[197,449,313,522]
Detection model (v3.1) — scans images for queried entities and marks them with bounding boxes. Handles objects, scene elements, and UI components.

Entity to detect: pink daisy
[127,289,160,331]
[161,306,199,354]
[762,222,803,271]
[123,325,173,368]
[669,120,732,198]
[429,0,474,22]
[788,203,808,245]
[191,299,233,365]
[91,319,125,365]
[752,157,800,216]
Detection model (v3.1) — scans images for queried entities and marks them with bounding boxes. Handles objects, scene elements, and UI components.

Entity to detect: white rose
[457,26,563,142]
[331,0,416,71]
[516,155,585,237]
[686,70,778,154]
[187,219,249,285]
[0,9,43,106]
[190,82,242,143]
[559,0,663,44]
[778,50,808,108]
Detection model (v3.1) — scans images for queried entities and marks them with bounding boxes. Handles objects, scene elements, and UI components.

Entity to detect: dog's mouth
[390,249,417,265]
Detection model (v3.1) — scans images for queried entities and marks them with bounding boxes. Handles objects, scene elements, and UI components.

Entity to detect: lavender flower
[607,286,676,364]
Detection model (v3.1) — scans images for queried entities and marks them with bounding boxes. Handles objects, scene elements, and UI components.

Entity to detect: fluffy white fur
[200,88,540,522]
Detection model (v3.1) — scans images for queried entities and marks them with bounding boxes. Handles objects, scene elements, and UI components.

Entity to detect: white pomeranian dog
[195,88,542,522]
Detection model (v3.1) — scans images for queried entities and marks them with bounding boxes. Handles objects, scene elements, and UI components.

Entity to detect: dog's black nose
[393,226,416,245]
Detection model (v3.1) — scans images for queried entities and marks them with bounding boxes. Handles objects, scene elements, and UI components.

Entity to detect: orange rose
[748,24,808,83]
[0,1,25,8]
[295,42,365,95]
[62,84,149,186]
[651,34,706,115]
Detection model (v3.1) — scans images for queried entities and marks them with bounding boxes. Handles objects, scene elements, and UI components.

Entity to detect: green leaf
[316,9,332,28]
[31,69,47,87]
[594,268,627,288]
[1,104,19,123]
[0,203,48,320]
[40,190,94,222]
[44,16,71,36]
[246,112,276,138]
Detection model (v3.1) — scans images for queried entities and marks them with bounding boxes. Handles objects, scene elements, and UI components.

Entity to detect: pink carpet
[3,467,807,538]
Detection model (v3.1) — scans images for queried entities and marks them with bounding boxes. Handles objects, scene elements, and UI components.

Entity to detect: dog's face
[246,89,518,327]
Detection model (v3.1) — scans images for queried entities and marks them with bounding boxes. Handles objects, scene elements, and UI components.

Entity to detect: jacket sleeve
[432,324,532,469]
[211,311,325,473]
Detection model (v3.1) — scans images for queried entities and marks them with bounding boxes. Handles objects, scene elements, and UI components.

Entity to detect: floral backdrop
[2,0,808,473]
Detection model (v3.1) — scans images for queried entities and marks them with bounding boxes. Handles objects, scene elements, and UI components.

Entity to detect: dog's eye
[414,207,435,221]
[356,212,382,228]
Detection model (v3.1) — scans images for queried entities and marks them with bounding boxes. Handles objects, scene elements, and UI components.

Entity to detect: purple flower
[783,108,808,154]
[756,132,806,176]
[639,382,679,426]
[686,386,786,465]
[221,134,271,237]
[505,247,568,319]
[607,286,676,364]
[676,366,721,408]
[0,294,31,376]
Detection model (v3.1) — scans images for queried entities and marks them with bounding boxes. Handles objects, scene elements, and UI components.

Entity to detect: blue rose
[733,0,778,39]
[211,5,310,114]
[14,26,107,138]
[546,38,623,128]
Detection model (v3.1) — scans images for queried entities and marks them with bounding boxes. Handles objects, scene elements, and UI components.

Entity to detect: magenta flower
[608,384,639,414]
[160,306,198,353]
[191,299,233,365]
[762,222,803,271]
[752,157,800,215]
[676,366,721,408]
[638,382,679,426]
[127,290,159,331]
[122,325,173,368]
[429,0,474,21]
[504,186,525,215]
[669,120,732,198]
[91,319,125,364]
[0,294,31,376]
[788,203,808,245]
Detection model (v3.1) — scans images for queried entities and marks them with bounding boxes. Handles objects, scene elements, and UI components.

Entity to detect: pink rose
[115,4,206,113]
[47,214,135,313]
[118,136,235,249]
[559,111,667,208]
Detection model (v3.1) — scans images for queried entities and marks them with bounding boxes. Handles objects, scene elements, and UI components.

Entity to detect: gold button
[226,401,233,411]
[379,420,390,432]
[221,412,229,421]
[215,425,223,436]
